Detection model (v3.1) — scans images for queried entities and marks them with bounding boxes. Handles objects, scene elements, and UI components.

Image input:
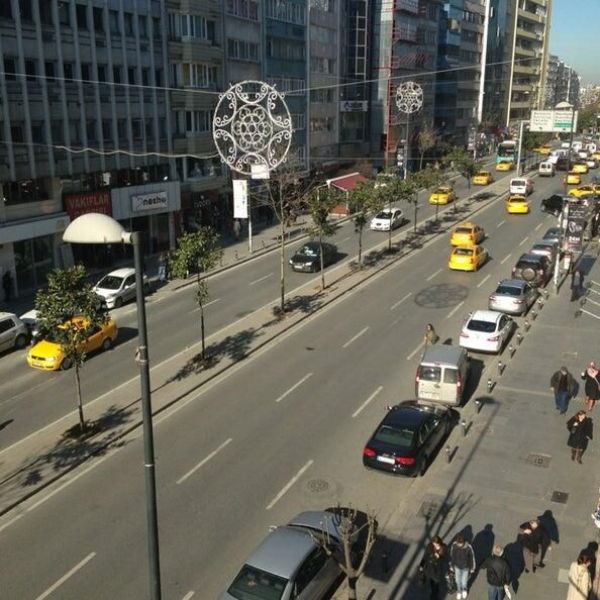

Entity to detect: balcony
[514,45,536,58]
[510,100,533,109]
[393,23,418,43]
[518,8,543,24]
[516,27,539,41]
[395,0,418,14]
[513,64,539,76]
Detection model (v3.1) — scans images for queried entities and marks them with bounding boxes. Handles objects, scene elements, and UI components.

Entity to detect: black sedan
[289,241,338,272]
[541,194,563,216]
[362,401,453,477]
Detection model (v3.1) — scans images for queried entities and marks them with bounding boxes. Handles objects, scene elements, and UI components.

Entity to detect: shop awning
[327,172,367,193]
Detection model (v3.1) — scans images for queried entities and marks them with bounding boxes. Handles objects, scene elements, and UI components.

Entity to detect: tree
[407,166,446,228]
[444,146,480,192]
[417,127,437,170]
[306,185,339,290]
[348,180,382,267]
[312,506,378,600]
[35,265,109,433]
[169,227,223,361]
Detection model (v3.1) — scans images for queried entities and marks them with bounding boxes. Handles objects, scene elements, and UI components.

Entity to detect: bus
[496,140,517,164]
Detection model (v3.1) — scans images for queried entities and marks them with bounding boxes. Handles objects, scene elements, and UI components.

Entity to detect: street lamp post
[515,119,529,177]
[395,82,423,180]
[63,214,161,600]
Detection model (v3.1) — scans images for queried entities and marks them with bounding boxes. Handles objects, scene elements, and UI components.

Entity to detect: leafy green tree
[348,180,383,266]
[306,185,339,290]
[169,227,223,361]
[444,146,480,191]
[35,265,109,433]
[417,127,437,170]
[409,166,446,226]
[578,103,599,132]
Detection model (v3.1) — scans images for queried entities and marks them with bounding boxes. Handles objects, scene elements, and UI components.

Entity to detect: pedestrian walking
[566,410,593,464]
[449,535,475,599]
[2,269,13,301]
[518,519,549,573]
[571,267,585,301]
[157,252,168,283]
[424,323,439,346]
[550,366,577,414]
[481,545,512,600]
[419,535,447,600]
[233,219,241,240]
[567,552,592,600]
[582,362,600,412]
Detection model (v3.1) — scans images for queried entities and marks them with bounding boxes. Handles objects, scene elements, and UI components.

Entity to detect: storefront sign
[131,191,168,212]
[64,191,112,220]
[564,202,587,252]
[233,180,248,219]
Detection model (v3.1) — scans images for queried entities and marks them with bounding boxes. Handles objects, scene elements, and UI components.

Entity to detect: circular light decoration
[212,80,293,177]
[395,81,424,115]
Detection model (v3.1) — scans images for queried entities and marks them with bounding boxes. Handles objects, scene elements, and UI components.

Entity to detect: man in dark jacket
[550,366,577,414]
[519,519,550,573]
[482,545,511,600]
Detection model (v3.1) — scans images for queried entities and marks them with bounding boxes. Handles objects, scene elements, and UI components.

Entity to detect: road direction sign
[530,110,578,133]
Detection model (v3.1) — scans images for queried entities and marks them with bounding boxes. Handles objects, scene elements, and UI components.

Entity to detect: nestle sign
[131,191,168,212]
[64,191,112,220]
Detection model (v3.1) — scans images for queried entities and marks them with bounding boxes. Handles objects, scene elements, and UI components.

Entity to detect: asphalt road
[0,160,511,451]
[0,167,576,599]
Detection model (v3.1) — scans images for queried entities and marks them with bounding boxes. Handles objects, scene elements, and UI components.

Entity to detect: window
[145,118,153,138]
[267,38,305,61]
[0,319,15,334]
[97,64,107,82]
[45,61,55,78]
[181,63,217,88]
[310,57,335,74]
[153,17,161,39]
[132,119,142,138]
[31,122,44,142]
[291,113,305,130]
[39,2,52,25]
[50,121,62,144]
[70,120,80,143]
[310,88,334,103]
[124,12,133,36]
[169,14,216,42]
[25,60,36,82]
[86,120,97,141]
[63,62,74,80]
[11,124,24,143]
[142,67,149,86]
[225,0,259,20]
[227,39,259,61]
[265,0,306,24]
[0,3,12,19]
[127,67,136,85]
[76,4,88,30]
[155,68,162,86]
[138,15,147,38]
[295,549,327,595]
[58,1,70,26]
[93,7,103,33]
[102,119,112,140]
[266,77,305,95]
[4,57,16,81]
[109,10,119,34]
[183,110,214,133]
[19,0,33,21]
[81,63,91,80]
[112,65,122,84]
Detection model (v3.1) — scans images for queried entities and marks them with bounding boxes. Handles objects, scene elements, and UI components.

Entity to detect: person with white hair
[481,545,512,600]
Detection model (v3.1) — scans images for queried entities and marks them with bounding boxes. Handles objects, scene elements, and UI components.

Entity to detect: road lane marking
[34,552,96,600]
[181,593,195,600]
[342,326,369,349]
[534,223,543,231]
[390,292,412,311]
[352,386,383,418]
[446,300,465,319]
[500,253,512,264]
[497,220,506,228]
[426,268,442,281]
[519,236,529,246]
[266,460,313,510]
[249,273,273,286]
[177,438,233,485]
[275,373,313,403]
[341,236,351,242]
[477,274,491,289]
[0,513,22,534]
[407,342,424,361]
[192,298,221,311]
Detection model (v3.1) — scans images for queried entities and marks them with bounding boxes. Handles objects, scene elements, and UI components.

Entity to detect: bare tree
[417,127,437,170]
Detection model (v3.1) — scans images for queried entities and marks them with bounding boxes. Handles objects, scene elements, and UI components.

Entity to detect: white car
[93,268,148,309]
[509,178,534,196]
[370,208,404,231]
[586,158,598,169]
[459,310,513,354]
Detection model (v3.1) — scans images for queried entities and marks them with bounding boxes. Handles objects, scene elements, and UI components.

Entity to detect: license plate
[376,455,395,465]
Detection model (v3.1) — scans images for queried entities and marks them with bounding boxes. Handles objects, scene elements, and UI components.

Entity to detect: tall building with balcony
[544,55,579,108]
[483,0,552,130]
[0,0,176,301]
[371,0,441,172]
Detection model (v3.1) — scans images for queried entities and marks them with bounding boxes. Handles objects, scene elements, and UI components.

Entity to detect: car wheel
[61,357,73,371]
[114,297,123,309]
[14,334,28,349]
[419,455,429,477]
[102,338,113,352]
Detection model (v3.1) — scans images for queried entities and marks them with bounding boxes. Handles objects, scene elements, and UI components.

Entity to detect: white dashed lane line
[275,373,313,403]
[500,253,512,265]
[477,274,491,289]
[390,292,412,311]
[176,438,233,485]
[446,300,465,320]
[266,460,313,510]
[497,220,506,228]
[34,553,96,600]
[342,327,369,349]
[249,273,274,286]
[352,386,383,418]
[426,268,442,281]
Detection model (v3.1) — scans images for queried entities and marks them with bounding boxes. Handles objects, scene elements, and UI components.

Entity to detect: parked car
[542,227,563,244]
[450,222,485,247]
[509,178,534,195]
[511,253,551,287]
[26,317,117,371]
[459,310,513,354]
[541,194,564,216]
[488,279,538,315]
[289,241,337,272]
[93,268,148,309]
[370,208,404,231]
[362,401,453,476]
[219,510,345,600]
[416,345,470,406]
[0,312,29,352]
[448,245,488,272]
[529,240,558,263]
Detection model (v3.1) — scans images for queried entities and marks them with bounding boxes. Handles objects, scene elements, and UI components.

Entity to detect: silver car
[488,279,538,315]
[0,312,29,352]
[93,268,148,309]
[529,240,558,263]
[219,511,345,600]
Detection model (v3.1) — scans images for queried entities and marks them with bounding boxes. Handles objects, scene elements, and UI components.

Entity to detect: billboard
[232,179,248,219]
[564,202,587,253]
[530,110,578,133]
[64,190,112,220]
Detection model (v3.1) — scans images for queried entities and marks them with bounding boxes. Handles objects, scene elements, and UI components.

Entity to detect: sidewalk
[345,243,600,600]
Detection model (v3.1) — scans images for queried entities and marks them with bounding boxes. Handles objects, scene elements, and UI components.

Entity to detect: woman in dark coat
[420,535,447,599]
[582,362,600,412]
[567,410,593,463]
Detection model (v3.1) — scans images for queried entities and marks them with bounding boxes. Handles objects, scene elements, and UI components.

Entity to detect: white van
[416,345,470,406]
[509,177,534,195]
[538,161,555,177]
[548,149,567,165]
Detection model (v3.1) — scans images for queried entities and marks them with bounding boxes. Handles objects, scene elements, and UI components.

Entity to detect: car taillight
[538,270,544,275]
[460,332,468,338]
[395,456,416,466]
[488,335,500,341]
[515,299,524,304]
[363,447,376,458]
[457,372,463,389]
[489,295,496,302]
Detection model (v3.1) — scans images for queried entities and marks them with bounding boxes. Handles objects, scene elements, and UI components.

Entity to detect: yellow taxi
[572,162,589,174]
[448,245,488,271]
[429,186,456,205]
[568,184,600,199]
[506,194,530,214]
[533,145,552,156]
[496,160,514,172]
[472,171,494,186]
[593,151,600,161]
[450,222,485,247]
[27,317,118,371]
[563,171,582,185]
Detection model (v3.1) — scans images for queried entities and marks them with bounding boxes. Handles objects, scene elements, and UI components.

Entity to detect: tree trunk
[200,303,206,360]
[74,363,85,433]
[358,224,363,266]
[346,576,358,600]
[319,232,325,290]
[387,201,393,252]
[413,199,418,233]
[419,151,425,171]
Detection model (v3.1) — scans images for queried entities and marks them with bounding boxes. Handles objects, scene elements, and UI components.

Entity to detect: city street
[2,165,594,600]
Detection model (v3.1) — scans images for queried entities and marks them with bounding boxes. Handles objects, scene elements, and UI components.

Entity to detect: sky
[550,0,600,85]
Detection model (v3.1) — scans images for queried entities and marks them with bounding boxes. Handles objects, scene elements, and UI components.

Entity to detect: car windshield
[454,248,473,256]
[476,172,488,177]
[435,188,449,194]
[516,260,541,269]
[454,227,472,235]
[512,180,526,186]
[467,319,496,333]
[418,366,440,381]
[96,275,123,290]
[532,245,550,252]
[374,212,391,219]
[544,229,561,238]
[509,198,525,202]
[227,565,287,600]
[496,285,522,296]
[374,424,416,448]
[296,246,318,257]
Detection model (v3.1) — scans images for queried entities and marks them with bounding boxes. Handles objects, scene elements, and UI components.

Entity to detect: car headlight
[46,356,57,362]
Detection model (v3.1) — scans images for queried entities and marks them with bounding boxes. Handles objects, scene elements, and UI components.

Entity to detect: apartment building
[544,54,580,109]
[0,0,177,300]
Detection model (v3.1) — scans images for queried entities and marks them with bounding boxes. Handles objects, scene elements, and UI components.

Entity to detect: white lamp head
[63,213,131,244]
